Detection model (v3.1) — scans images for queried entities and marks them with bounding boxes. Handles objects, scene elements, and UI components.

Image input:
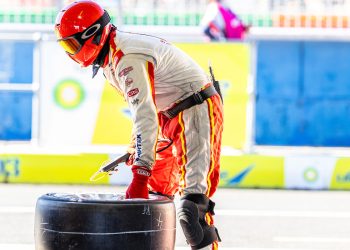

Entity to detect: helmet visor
[56,11,111,56]
[58,37,82,55]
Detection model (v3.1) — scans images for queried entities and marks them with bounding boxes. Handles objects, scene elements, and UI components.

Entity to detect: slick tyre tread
[34,193,176,250]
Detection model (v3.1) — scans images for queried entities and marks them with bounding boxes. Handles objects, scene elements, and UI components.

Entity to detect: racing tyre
[34,193,176,250]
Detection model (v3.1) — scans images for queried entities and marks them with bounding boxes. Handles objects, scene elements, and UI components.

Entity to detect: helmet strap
[91,26,115,78]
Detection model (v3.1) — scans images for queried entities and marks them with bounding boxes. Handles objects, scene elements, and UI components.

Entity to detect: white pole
[31,33,42,145]
[244,40,257,153]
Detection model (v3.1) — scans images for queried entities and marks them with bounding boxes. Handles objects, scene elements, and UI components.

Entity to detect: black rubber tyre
[34,193,176,250]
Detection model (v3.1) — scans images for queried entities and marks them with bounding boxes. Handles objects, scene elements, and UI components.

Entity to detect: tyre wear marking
[156,213,163,229]
[142,205,151,215]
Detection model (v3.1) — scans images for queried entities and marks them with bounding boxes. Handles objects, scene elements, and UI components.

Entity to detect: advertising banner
[219,155,284,188]
[284,156,336,189]
[40,41,106,146]
[0,153,110,184]
[2,151,350,190]
[330,158,350,189]
[1,152,284,188]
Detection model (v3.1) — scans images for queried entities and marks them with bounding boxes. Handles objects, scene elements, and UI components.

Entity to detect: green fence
[0,9,57,24]
[0,10,273,27]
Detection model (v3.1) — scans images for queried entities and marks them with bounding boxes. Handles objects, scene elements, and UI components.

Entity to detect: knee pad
[177,193,221,249]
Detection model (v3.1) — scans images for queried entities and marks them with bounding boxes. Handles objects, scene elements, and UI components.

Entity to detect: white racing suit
[103,29,223,250]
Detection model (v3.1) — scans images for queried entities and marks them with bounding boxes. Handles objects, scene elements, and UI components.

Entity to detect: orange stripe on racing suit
[149,91,223,198]
[145,61,159,169]
[146,62,156,104]
[178,111,188,196]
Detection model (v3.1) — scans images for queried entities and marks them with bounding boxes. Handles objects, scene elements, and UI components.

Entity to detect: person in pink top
[201,0,249,41]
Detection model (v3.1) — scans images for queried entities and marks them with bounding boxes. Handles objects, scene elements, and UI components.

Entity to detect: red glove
[125,166,151,199]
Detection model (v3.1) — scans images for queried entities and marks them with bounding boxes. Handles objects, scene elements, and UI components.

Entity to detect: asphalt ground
[0,184,349,250]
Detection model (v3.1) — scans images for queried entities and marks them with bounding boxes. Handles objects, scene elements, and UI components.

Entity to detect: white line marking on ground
[215,209,350,218]
[274,236,350,243]
[2,206,350,219]
[0,244,34,250]
[0,206,34,213]
[176,247,319,250]
[0,244,320,250]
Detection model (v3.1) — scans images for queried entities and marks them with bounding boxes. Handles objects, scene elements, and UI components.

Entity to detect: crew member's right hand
[126,135,136,166]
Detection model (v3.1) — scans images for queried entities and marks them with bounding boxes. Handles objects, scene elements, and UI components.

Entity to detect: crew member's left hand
[125,165,151,199]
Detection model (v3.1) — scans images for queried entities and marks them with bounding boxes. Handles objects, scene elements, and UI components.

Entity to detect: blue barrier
[0,41,34,83]
[0,41,34,140]
[256,40,350,146]
[0,91,33,140]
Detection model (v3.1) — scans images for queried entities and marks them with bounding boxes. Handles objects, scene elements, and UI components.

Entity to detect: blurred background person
[200,0,249,41]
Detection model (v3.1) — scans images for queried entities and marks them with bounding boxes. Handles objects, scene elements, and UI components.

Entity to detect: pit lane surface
[0,184,349,250]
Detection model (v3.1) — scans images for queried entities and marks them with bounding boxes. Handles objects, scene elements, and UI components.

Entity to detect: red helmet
[55,0,112,67]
